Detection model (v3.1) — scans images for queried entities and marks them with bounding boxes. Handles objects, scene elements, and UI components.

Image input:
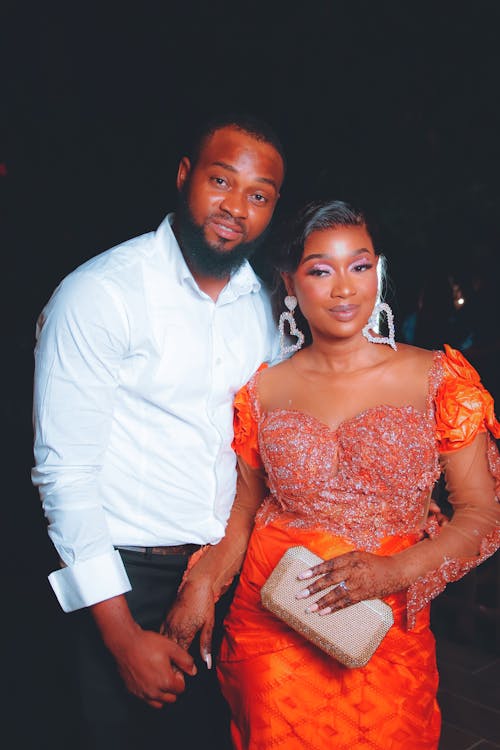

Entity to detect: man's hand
[91,595,196,709]
[161,576,216,669]
[113,627,197,708]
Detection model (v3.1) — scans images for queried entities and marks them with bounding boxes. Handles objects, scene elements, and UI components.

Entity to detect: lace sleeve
[232,363,268,470]
[406,346,500,628]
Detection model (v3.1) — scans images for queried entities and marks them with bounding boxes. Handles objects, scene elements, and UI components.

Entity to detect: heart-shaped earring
[362,302,397,350]
[279,295,305,358]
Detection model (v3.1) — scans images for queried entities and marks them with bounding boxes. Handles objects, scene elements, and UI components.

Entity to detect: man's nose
[220,191,248,218]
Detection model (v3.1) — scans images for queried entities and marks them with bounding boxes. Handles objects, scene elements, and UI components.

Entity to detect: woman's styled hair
[272,199,385,347]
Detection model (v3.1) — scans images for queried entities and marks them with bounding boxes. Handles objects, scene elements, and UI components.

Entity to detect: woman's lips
[328,304,360,321]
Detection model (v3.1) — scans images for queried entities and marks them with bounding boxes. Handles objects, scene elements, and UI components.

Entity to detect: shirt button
[215,357,222,365]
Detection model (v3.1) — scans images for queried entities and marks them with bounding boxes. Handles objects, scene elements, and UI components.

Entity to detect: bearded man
[32,114,285,749]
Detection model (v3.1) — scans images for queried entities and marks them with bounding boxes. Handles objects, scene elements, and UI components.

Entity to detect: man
[32,114,285,748]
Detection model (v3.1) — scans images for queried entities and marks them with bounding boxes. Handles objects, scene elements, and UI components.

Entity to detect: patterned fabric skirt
[217,518,441,750]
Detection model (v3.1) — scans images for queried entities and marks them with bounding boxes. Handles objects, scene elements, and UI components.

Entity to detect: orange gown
[217,346,500,750]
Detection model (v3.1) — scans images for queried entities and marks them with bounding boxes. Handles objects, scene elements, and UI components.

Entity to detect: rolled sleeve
[49,549,131,612]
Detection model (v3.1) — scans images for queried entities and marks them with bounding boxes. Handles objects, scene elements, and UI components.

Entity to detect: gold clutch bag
[260,545,394,668]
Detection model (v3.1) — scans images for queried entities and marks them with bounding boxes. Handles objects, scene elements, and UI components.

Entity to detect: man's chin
[207,241,240,255]
[175,189,269,278]
[204,230,243,254]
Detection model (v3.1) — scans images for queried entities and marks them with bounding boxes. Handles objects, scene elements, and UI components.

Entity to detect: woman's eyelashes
[307,264,332,276]
[352,262,374,272]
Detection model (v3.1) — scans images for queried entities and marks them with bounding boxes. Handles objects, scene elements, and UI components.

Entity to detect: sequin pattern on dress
[249,354,443,552]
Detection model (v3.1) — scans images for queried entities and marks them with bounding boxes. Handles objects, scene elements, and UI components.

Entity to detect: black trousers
[70,549,234,750]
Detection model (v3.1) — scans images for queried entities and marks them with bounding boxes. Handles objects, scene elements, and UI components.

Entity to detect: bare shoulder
[256,357,296,407]
[378,343,434,409]
[388,343,437,392]
[259,357,294,386]
[394,343,435,372]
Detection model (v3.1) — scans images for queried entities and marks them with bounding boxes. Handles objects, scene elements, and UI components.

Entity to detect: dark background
[2,2,500,747]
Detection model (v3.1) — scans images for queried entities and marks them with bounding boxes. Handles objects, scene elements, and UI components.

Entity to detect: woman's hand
[295,551,407,614]
[161,576,216,669]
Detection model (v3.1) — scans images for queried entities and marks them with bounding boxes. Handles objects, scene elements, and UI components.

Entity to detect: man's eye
[252,193,268,204]
[212,177,227,187]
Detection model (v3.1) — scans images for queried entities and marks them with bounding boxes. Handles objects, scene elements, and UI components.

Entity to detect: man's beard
[175,188,270,279]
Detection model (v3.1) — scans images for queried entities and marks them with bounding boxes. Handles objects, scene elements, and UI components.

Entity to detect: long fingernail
[203,653,212,670]
[295,588,310,599]
[305,602,318,613]
[318,607,332,616]
[297,569,313,580]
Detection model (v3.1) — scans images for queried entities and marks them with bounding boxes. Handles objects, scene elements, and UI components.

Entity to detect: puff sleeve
[434,345,500,451]
[231,363,268,470]
[406,345,500,628]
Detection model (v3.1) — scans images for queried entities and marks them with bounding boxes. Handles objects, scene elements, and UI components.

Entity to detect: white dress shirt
[32,214,279,612]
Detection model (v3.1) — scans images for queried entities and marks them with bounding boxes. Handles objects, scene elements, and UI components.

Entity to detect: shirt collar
[227,260,262,297]
[157,213,262,299]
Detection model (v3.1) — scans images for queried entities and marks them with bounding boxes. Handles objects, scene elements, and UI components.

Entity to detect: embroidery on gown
[247,351,443,551]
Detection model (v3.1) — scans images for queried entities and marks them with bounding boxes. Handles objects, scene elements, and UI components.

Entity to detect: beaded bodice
[249,353,444,551]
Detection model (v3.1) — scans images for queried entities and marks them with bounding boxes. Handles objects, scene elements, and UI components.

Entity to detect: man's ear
[176,156,191,192]
[281,272,295,298]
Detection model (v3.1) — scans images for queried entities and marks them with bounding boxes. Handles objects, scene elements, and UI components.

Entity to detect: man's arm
[32,270,194,704]
[32,271,130,607]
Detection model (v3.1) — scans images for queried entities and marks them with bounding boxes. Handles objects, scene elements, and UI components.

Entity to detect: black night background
[2,2,500,747]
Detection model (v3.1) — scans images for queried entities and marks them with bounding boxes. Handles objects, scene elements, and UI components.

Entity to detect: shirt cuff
[48,549,132,612]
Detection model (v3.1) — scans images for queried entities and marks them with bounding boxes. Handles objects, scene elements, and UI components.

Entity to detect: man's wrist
[91,595,142,653]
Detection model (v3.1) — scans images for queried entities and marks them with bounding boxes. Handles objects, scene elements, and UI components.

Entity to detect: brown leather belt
[116,544,201,556]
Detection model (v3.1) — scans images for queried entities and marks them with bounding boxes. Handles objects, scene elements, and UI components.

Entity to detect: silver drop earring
[362,302,397,351]
[279,295,305,358]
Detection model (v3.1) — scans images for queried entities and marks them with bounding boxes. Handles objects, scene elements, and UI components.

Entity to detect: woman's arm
[162,458,268,665]
[295,433,500,622]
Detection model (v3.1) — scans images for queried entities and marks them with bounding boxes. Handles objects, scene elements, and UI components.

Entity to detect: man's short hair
[184,113,286,176]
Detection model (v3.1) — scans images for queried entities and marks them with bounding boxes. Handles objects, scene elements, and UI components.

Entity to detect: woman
[166,200,500,749]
